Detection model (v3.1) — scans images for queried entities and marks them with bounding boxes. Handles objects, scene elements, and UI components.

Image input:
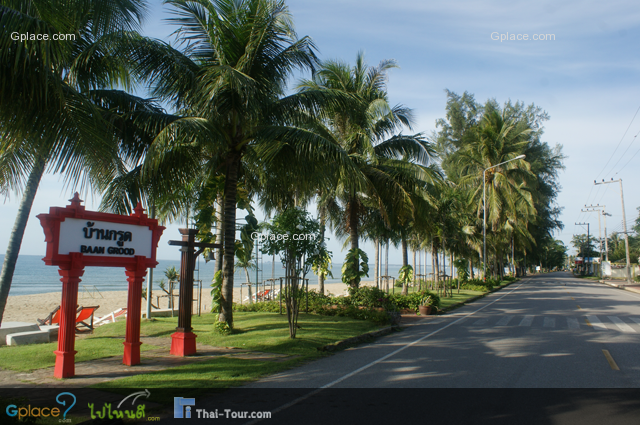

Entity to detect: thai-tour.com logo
[174,397,196,418]
[5,392,76,422]
[174,397,272,419]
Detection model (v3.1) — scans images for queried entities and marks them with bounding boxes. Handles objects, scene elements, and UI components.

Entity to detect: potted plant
[418,295,432,315]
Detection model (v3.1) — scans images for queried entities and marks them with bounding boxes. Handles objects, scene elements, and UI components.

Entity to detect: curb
[317,325,402,352]
[598,280,640,295]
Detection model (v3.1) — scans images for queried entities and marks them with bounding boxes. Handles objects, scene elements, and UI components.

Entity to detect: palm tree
[0,0,147,326]
[434,93,565,278]
[450,110,536,276]
[295,53,434,286]
[118,0,322,329]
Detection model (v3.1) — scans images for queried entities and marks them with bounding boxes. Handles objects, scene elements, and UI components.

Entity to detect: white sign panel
[58,218,153,258]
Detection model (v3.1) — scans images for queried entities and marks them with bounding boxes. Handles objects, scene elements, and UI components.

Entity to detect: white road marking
[496,315,514,326]
[318,282,526,390]
[543,317,556,328]
[608,316,636,333]
[587,315,607,330]
[519,315,534,326]
[567,317,580,329]
[630,317,640,326]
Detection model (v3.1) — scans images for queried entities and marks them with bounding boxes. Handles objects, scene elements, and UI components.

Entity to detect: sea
[2,254,432,296]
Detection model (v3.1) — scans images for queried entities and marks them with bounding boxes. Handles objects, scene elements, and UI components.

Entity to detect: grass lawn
[0,312,382,392]
[438,289,485,311]
[0,336,157,372]
[91,312,381,394]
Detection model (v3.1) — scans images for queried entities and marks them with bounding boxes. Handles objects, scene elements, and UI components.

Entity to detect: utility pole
[594,179,632,284]
[575,222,590,275]
[602,211,611,262]
[583,205,605,277]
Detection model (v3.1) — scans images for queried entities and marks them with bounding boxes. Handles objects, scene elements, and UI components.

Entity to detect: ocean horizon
[2,254,433,296]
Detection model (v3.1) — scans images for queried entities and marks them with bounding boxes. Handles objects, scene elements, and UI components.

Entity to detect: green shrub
[233,290,396,325]
[235,300,281,313]
[346,286,388,308]
[388,290,440,312]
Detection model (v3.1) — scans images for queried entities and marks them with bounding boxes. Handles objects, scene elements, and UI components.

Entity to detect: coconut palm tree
[117,0,329,329]
[0,0,148,326]
[294,53,435,286]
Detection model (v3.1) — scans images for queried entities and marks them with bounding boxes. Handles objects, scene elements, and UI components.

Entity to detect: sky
[2,0,640,263]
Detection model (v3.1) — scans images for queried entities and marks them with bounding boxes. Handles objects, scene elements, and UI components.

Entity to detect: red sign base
[170,332,197,356]
[123,341,142,366]
[54,349,77,378]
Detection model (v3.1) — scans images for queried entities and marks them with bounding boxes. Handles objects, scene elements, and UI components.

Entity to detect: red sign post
[37,193,165,378]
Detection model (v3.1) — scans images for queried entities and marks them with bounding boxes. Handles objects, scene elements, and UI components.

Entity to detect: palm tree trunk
[349,197,359,251]
[450,252,454,280]
[423,249,427,290]
[244,268,253,304]
[412,249,416,289]
[385,238,389,291]
[0,155,47,326]
[401,235,409,295]
[469,258,474,279]
[434,244,440,283]
[219,154,241,328]
[374,238,379,289]
[430,245,434,288]
[442,237,446,277]
[318,214,326,295]
[348,196,359,287]
[214,194,224,275]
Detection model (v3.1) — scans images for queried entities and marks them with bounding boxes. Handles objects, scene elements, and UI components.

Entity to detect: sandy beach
[3,281,378,324]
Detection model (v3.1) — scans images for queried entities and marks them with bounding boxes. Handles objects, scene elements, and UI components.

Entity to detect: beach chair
[94,308,127,326]
[75,306,100,332]
[255,289,271,302]
[37,306,61,326]
[37,305,81,326]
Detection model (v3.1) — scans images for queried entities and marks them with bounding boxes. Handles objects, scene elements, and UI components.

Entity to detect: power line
[616,143,640,176]
[596,105,640,180]
[608,127,640,177]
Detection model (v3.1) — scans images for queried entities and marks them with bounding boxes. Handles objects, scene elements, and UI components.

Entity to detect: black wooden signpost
[168,228,221,356]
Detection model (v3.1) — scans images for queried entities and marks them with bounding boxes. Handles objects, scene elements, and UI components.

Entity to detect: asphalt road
[247,272,640,389]
[163,273,640,424]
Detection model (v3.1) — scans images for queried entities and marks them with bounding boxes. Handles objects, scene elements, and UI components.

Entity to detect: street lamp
[483,154,526,281]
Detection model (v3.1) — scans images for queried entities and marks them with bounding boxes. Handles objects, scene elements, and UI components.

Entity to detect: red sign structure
[37,193,165,378]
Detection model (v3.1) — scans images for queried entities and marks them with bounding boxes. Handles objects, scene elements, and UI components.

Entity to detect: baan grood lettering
[82,222,132,246]
[80,245,135,255]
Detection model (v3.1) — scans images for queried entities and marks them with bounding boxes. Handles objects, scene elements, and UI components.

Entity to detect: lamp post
[483,154,526,281]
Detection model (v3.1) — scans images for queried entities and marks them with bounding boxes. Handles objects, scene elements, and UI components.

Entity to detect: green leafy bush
[345,286,388,308]
[235,300,281,313]
[233,289,395,325]
[387,290,440,312]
